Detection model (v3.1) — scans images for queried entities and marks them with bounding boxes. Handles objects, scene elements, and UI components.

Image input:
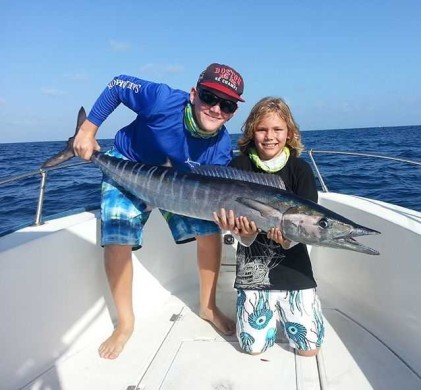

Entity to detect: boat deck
[22,269,420,390]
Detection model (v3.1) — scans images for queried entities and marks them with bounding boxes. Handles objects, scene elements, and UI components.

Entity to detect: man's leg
[196,233,235,335]
[98,244,135,359]
[99,149,150,359]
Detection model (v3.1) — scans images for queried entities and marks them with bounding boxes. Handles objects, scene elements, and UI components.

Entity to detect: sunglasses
[197,88,238,114]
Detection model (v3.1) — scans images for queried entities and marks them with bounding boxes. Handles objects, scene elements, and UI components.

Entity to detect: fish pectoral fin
[236,197,281,218]
[161,158,173,168]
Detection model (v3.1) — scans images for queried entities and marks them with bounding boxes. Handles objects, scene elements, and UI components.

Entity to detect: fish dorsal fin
[192,165,286,190]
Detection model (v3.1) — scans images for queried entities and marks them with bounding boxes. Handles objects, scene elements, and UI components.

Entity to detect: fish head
[281,204,380,255]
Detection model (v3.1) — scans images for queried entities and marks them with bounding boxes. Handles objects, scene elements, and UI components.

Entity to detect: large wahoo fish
[42,107,380,255]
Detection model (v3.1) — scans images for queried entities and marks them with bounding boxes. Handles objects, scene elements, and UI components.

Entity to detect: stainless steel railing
[0,151,420,228]
[307,149,421,193]
[0,160,91,226]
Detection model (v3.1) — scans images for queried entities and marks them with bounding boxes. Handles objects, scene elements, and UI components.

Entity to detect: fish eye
[318,217,329,229]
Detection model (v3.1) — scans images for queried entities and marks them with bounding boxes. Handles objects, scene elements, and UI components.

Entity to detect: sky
[1,0,421,143]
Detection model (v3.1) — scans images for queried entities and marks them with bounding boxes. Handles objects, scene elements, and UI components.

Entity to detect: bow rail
[0,161,90,226]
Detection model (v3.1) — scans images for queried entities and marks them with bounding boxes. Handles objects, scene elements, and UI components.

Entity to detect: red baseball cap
[197,63,245,102]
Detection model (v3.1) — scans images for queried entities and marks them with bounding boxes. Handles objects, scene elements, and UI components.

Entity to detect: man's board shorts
[236,288,324,354]
[101,148,220,249]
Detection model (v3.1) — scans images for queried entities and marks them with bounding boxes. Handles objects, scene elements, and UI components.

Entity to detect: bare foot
[200,307,236,336]
[98,325,134,359]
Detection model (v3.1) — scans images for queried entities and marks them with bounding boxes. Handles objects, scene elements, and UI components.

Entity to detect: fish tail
[40,107,86,169]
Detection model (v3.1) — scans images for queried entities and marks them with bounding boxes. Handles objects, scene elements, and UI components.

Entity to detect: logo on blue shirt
[185,158,201,169]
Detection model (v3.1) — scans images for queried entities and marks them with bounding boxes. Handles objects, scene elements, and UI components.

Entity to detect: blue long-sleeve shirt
[88,75,233,172]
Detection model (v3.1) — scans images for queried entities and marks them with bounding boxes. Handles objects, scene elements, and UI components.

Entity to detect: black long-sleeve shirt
[230,154,318,291]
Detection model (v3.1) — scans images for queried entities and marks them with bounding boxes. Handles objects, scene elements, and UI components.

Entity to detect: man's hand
[73,120,100,160]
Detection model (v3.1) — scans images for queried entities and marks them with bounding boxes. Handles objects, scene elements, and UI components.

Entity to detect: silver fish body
[92,152,380,255]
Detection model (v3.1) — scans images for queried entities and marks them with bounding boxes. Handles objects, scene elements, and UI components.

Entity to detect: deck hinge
[223,233,235,245]
[170,313,182,322]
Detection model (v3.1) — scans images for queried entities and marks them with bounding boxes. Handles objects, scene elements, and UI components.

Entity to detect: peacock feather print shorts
[236,288,325,354]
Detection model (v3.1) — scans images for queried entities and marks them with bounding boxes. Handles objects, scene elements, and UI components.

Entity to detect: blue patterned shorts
[101,148,220,249]
[236,288,324,354]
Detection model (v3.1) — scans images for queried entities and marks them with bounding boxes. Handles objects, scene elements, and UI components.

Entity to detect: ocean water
[0,125,420,236]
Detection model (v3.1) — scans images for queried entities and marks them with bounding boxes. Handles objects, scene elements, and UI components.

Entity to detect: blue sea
[0,125,420,236]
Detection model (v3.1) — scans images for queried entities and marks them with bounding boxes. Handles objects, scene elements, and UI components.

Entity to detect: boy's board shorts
[101,148,220,249]
[236,288,325,354]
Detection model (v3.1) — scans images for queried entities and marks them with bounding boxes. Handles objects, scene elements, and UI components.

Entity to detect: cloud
[138,63,184,77]
[163,64,184,74]
[5,117,43,126]
[109,40,131,52]
[138,63,156,73]
[341,102,354,113]
[65,72,89,81]
[41,87,67,96]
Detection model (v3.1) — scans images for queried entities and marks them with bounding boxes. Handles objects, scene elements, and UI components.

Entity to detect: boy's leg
[276,289,324,357]
[236,289,278,354]
[98,245,135,359]
[161,211,235,335]
[197,233,235,335]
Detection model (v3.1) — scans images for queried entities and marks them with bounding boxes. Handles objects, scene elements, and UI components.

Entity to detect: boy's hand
[213,208,259,237]
[267,228,292,249]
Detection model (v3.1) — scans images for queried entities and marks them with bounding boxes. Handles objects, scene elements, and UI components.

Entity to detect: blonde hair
[238,97,304,157]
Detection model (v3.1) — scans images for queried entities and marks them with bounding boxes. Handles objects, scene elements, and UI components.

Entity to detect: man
[73,63,245,359]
